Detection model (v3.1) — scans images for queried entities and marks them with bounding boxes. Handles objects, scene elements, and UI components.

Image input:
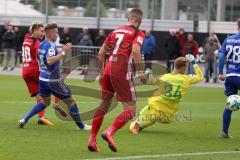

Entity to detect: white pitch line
[83,151,240,160]
[0,101,222,104]
[0,101,98,104]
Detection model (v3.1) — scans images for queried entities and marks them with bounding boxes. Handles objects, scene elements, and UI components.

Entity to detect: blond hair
[174,57,187,69]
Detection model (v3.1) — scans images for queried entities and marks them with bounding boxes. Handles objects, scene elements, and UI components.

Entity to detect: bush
[84,0,107,17]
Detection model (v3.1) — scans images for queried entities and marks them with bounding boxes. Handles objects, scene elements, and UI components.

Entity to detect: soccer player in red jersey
[24,26,32,40]
[88,8,146,152]
[22,23,53,125]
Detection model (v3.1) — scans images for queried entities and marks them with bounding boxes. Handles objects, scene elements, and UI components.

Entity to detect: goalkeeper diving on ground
[130,54,204,134]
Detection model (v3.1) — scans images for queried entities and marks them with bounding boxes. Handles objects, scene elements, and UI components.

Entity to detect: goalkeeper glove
[185,54,196,65]
[144,68,153,78]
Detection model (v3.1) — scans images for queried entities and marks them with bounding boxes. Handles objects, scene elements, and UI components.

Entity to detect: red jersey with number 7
[22,37,41,76]
[103,26,145,77]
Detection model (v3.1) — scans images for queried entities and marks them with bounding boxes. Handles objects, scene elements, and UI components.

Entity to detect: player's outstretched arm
[186,54,204,84]
[218,52,226,81]
[132,44,146,83]
[148,75,162,85]
[192,64,204,83]
[97,44,106,74]
[47,43,71,65]
[132,44,143,71]
[218,40,226,81]
[143,69,160,85]
[143,69,172,94]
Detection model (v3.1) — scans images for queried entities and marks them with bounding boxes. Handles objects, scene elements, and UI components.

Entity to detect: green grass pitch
[1,75,240,160]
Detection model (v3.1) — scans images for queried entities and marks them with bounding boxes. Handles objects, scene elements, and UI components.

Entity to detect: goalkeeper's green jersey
[148,64,204,114]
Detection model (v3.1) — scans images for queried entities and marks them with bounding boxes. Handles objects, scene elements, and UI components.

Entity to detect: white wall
[0,15,238,34]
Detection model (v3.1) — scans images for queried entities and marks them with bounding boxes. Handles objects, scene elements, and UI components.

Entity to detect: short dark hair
[31,22,44,32]
[237,18,240,28]
[44,23,58,33]
[83,33,89,36]
[174,57,187,69]
[129,8,143,22]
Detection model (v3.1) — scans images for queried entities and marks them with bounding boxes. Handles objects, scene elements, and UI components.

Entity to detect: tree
[84,0,107,17]
[20,0,40,11]
[20,0,55,15]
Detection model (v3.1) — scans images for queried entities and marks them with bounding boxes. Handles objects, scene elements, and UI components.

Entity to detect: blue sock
[69,103,84,129]
[222,108,232,134]
[24,103,46,122]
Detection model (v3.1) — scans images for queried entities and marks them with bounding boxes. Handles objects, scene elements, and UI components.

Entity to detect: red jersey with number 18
[103,26,145,77]
[22,37,40,76]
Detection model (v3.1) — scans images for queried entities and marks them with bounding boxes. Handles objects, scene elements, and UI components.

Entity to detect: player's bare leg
[102,101,136,152]
[36,96,54,126]
[88,99,112,152]
[52,97,64,116]
[62,98,91,130]
[53,97,68,117]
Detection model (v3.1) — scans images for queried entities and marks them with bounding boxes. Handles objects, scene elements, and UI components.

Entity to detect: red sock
[55,97,60,103]
[90,106,106,138]
[107,108,135,135]
[37,98,45,118]
[38,110,45,118]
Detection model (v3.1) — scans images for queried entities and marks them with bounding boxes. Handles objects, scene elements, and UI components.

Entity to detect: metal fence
[59,45,170,79]
[59,45,101,76]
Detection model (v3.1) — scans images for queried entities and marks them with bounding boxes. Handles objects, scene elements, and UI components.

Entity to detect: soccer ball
[226,95,240,111]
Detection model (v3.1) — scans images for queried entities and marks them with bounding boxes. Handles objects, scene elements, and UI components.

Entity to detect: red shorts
[101,73,136,102]
[22,71,39,97]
